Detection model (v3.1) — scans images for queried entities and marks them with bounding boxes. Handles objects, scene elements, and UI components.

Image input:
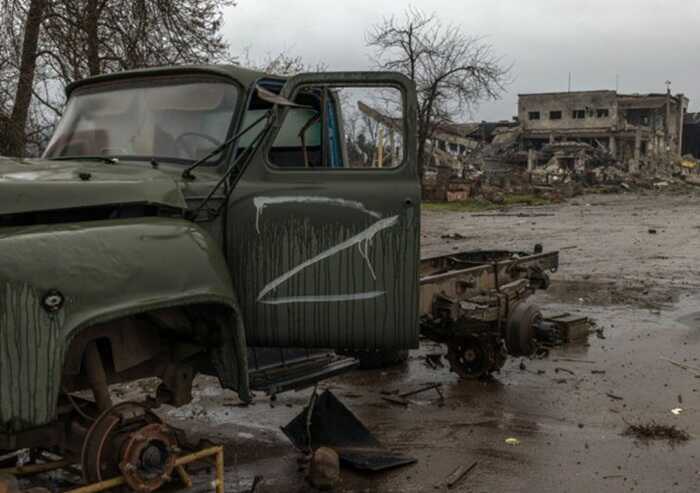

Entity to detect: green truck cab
[0,65,421,458]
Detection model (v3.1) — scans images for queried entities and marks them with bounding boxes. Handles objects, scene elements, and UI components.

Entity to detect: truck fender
[0,217,248,432]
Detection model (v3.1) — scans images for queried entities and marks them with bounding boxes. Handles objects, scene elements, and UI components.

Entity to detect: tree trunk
[2,0,48,158]
[416,90,438,181]
[417,134,427,179]
[85,0,100,76]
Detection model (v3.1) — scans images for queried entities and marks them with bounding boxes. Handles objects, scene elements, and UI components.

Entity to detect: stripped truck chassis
[419,248,559,378]
[0,63,556,491]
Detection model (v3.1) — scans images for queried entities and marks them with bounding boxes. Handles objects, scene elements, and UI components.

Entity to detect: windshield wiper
[50,155,119,165]
[182,85,314,180]
[186,85,317,220]
[188,112,274,221]
[181,111,270,181]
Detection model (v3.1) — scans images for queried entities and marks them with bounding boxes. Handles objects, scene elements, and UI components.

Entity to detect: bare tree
[240,47,327,76]
[366,7,510,176]
[0,0,236,157]
[41,0,235,85]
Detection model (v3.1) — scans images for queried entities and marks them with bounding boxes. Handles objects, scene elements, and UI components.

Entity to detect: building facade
[682,112,700,159]
[518,90,689,164]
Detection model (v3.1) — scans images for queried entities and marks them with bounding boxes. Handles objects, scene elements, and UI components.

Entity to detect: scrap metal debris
[445,461,478,489]
[248,475,263,493]
[399,383,444,399]
[623,421,689,443]
[661,356,700,377]
[605,392,625,401]
[382,396,410,407]
[381,383,444,407]
[424,353,444,369]
[441,232,467,240]
[282,390,416,472]
[542,314,593,343]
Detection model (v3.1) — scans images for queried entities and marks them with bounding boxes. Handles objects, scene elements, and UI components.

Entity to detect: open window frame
[262,72,418,175]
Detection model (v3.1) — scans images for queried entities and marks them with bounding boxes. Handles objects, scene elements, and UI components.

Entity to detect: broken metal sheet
[282,390,416,472]
[255,85,311,109]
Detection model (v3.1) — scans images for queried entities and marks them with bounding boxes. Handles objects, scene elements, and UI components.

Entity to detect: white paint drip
[256,215,399,303]
[259,291,385,305]
[356,238,377,280]
[253,195,381,234]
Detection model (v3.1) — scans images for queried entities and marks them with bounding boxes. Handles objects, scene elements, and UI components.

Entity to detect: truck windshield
[43,80,239,164]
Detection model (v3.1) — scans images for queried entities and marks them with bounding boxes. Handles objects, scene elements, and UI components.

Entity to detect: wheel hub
[505,302,542,356]
[80,402,178,493]
[462,348,478,362]
[120,423,177,492]
[446,336,504,379]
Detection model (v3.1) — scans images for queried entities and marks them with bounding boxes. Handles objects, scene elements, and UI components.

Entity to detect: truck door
[227,72,420,350]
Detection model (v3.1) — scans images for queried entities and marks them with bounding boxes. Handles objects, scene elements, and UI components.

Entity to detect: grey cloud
[222,0,699,121]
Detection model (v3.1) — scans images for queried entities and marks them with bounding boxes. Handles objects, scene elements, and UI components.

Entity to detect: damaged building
[683,112,700,158]
[519,89,688,168]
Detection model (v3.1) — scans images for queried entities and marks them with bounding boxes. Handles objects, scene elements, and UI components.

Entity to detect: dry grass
[423,193,555,212]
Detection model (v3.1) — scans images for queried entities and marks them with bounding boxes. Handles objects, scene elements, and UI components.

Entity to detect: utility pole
[664,80,672,153]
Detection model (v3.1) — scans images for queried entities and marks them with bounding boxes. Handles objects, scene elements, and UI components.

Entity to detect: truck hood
[0,157,188,215]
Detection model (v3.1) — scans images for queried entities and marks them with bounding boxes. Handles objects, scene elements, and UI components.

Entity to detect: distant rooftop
[518,90,616,97]
[519,89,687,103]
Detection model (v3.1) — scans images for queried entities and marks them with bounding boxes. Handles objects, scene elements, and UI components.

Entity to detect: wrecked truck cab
[0,65,422,471]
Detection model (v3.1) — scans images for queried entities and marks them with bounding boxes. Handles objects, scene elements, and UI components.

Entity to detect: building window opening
[572,110,586,119]
[597,108,610,118]
[528,111,540,120]
[549,110,562,120]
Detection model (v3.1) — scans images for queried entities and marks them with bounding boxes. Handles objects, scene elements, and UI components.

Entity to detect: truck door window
[268,85,405,169]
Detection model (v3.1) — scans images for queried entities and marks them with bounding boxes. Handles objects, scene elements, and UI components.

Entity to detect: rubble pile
[423,126,700,202]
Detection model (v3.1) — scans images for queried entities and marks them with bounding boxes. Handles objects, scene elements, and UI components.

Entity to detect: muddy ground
[54,192,700,492]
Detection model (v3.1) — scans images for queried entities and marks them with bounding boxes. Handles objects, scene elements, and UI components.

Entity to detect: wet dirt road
[152,192,700,492]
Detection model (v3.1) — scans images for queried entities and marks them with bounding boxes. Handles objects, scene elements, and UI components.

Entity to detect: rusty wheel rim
[80,402,162,484]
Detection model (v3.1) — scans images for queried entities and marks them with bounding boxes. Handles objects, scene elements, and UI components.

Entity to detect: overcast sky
[221,0,699,122]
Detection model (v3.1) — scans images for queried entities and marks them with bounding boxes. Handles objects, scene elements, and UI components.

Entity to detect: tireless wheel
[505,302,542,356]
[446,336,504,379]
[81,402,178,493]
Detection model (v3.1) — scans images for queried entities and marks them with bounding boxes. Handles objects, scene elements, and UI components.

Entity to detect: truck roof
[66,64,284,96]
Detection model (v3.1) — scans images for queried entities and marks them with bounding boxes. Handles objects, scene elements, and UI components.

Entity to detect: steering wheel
[175,132,222,159]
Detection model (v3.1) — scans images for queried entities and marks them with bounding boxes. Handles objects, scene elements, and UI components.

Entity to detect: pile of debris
[422,126,700,202]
